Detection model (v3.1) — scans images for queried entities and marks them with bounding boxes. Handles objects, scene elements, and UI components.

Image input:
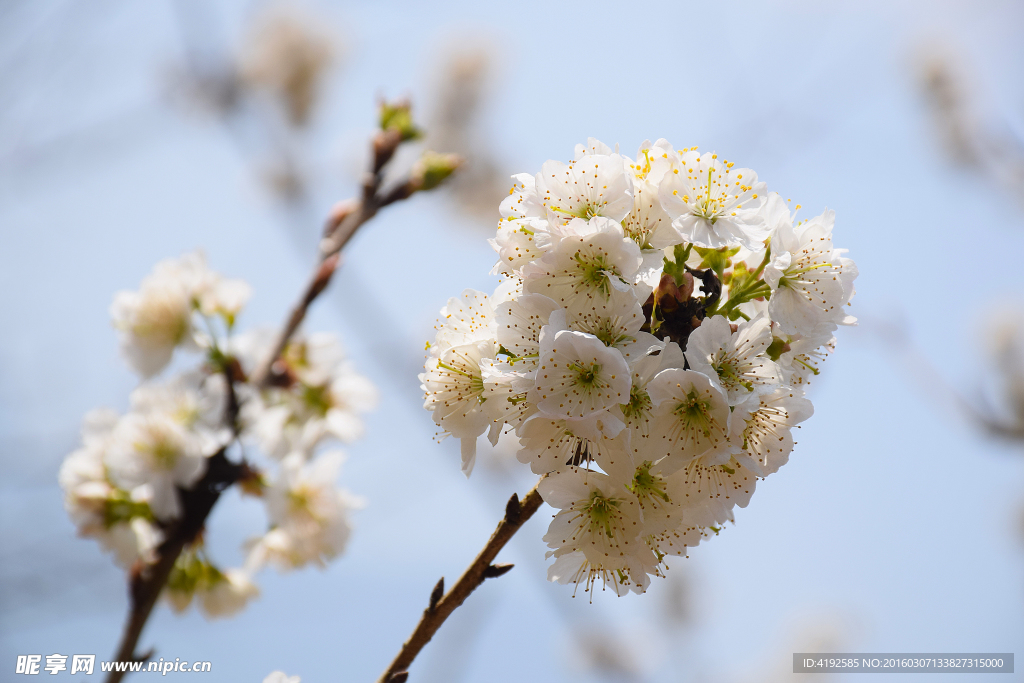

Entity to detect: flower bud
[378,99,421,142]
[410,151,463,192]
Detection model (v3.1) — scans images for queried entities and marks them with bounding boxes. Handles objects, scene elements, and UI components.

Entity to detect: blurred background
[2,0,1024,681]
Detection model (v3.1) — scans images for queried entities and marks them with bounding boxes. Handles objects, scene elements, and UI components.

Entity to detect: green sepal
[766,337,788,362]
[694,245,740,279]
[662,244,692,287]
[379,101,422,141]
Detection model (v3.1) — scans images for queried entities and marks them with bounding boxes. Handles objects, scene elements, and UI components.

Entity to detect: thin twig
[105,118,455,682]
[106,356,247,683]
[249,130,418,389]
[106,450,245,683]
[376,481,545,683]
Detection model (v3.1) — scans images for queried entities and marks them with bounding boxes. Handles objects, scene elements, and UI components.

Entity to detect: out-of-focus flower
[239,10,337,127]
[199,568,260,618]
[66,242,374,621]
[248,451,357,571]
[110,252,250,377]
[264,672,301,683]
[59,409,164,567]
[235,330,377,459]
[164,547,259,618]
[106,411,208,521]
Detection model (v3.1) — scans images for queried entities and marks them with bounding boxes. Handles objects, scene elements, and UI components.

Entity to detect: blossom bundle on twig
[60,252,374,618]
[55,98,460,683]
[421,138,858,596]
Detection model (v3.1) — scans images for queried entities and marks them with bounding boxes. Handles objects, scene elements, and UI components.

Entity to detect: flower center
[573,361,601,387]
[139,435,180,470]
[573,251,618,299]
[672,389,714,437]
[712,354,755,392]
[621,385,652,421]
[629,461,670,506]
[302,383,334,417]
[582,490,621,538]
[693,168,724,223]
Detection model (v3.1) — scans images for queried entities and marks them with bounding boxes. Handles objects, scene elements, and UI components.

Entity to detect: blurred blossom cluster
[169,6,340,202]
[58,252,375,619]
[175,7,337,128]
[973,317,1024,441]
[421,138,857,596]
[426,48,510,222]
[919,49,1024,203]
[239,11,337,128]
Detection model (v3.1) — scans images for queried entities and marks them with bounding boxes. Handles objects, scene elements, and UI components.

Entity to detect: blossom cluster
[59,252,375,617]
[421,139,857,596]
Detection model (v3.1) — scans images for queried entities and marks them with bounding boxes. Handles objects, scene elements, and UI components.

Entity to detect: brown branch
[376,481,545,683]
[105,110,459,682]
[106,352,248,683]
[249,128,427,389]
[106,450,245,683]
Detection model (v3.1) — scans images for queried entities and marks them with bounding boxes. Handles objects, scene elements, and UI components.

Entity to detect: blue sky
[2,1,1024,681]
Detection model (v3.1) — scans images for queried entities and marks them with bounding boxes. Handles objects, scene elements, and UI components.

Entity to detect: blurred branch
[106,449,245,683]
[965,320,1024,442]
[169,1,340,206]
[107,105,459,681]
[376,482,544,683]
[426,47,509,223]
[918,48,1024,203]
[249,116,462,388]
[862,310,1024,448]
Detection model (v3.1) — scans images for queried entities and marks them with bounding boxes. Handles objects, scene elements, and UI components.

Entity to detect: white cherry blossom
[764,209,858,335]
[728,386,813,476]
[563,286,647,351]
[537,149,634,226]
[494,293,561,366]
[540,470,645,596]
[480,358,537,438]
[111,269,197,378]
[622,459,714,575]
[776,330,836,387]
[264,673,301,683]
[59,409,165,567]
[236,331,377,458]
[492,174,546,275]
[660,150,769,250]
[618,339,686,443]
[522,217,642,318]
[429,289,496,357]
[423,136,856,596]
[666,453,757,528]
[420,339,498,473]
[106,411,208,521]
[645,368,733,468]
[684,315,781,405]
[531,323,631,420]
[199,568,260,618]
[623,140,679,254]
[515,413,628,475]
